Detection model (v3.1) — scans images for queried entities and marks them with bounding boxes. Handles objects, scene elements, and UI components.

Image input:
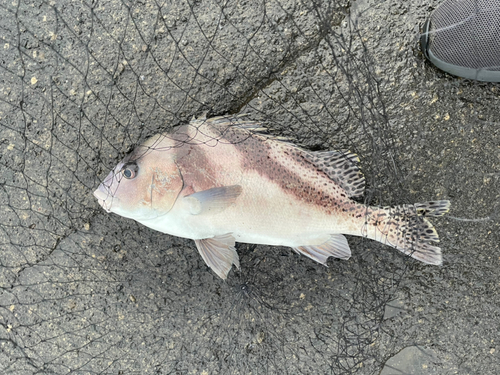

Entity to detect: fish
[93,114,451,279]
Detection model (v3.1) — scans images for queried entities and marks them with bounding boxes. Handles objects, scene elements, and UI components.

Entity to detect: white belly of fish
[140,209,333,248]
[138,173,356,248]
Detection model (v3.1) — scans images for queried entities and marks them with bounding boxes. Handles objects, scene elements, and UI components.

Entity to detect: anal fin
[194,234,240,279]
[292,234,351,265]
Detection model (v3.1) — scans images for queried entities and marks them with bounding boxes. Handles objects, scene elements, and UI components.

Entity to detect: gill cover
[138,133,184,214]
[145,161,183,214]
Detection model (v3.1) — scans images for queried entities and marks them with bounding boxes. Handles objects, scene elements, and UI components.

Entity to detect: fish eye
[122,163,139,179]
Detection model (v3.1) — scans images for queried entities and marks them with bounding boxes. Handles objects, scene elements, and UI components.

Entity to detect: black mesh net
[1,0,499,374]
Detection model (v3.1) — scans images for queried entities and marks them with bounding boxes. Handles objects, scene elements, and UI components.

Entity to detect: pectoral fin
[184,185,242,215]
[292,234,351,265]
[194,234,240,279]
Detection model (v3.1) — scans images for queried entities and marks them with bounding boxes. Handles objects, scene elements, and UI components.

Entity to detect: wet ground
[1,0,499,374]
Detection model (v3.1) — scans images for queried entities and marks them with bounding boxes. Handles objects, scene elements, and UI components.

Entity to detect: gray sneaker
[420,0,500,82]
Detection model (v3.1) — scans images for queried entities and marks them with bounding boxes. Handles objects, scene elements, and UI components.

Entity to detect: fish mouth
[93,183,114,213]
[94,170,119,213]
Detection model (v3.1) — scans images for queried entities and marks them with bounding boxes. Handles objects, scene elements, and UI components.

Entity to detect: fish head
[93,134,184,221]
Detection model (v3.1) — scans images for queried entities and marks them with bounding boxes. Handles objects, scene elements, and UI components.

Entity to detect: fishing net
[1,0,499,374]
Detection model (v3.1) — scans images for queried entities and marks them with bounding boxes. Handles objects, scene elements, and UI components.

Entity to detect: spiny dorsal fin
[304,150,365,199]
[199,115,296,143]
[199,114,266,131]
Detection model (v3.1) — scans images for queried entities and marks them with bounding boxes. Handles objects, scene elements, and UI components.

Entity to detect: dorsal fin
[189,114,301,146]
[304,150,365,199]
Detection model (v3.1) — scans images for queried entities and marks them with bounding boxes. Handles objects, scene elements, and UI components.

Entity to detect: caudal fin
[366,200,451,265]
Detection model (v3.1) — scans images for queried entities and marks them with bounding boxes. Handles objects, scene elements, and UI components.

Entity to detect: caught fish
[94,115,450,279]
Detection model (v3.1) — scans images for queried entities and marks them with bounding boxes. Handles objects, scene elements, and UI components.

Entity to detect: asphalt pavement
[0,0,498,374]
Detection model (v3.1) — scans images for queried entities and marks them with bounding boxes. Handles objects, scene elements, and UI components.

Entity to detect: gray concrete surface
[0,0,499,374]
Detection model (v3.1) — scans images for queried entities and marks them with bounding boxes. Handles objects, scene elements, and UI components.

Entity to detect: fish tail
[364,200,451,265]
